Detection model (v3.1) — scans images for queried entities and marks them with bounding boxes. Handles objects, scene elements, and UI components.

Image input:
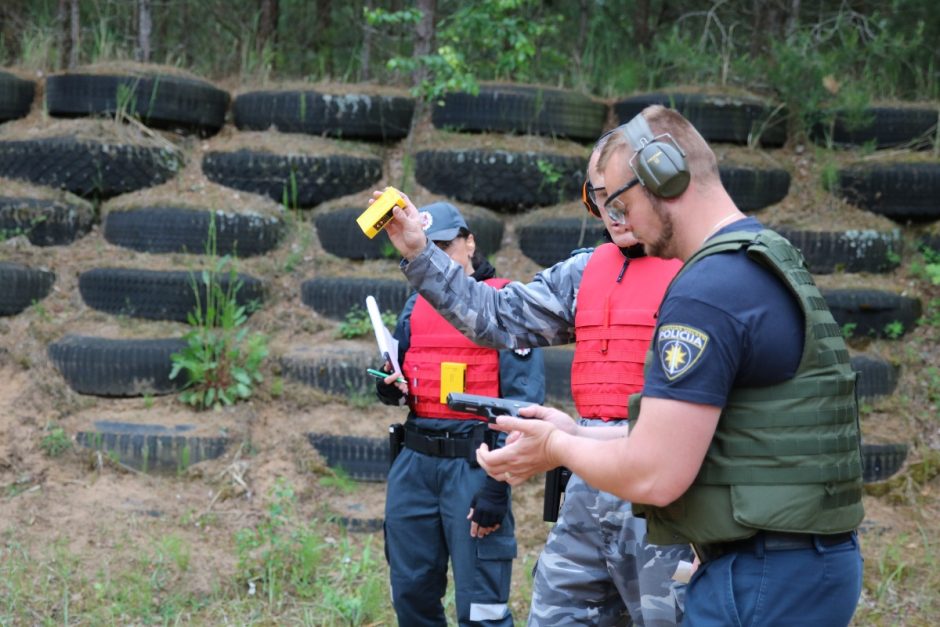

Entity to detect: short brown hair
[598,105,720,189]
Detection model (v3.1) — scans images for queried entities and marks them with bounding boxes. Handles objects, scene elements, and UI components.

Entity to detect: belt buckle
[431,436,447,456]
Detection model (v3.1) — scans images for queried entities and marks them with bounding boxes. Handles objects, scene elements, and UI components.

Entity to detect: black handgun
[445,392,534,423]
[543,466,572,522]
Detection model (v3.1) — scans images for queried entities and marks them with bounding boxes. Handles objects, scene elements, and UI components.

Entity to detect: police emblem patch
[657,324,708,380]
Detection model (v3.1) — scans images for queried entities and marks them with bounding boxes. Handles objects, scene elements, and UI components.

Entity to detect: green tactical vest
[630,229,865,546]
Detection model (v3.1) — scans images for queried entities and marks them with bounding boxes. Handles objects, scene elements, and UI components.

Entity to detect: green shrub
[338,305,397,339]
[39,426,71,457]
[170,216,268,411]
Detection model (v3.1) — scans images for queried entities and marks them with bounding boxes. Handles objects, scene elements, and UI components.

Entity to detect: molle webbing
[636,228,863,544]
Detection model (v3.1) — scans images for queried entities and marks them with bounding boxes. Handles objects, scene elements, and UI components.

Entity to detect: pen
[366,368,406,384]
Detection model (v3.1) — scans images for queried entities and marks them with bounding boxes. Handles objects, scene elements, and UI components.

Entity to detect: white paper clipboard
[366,295,403,378]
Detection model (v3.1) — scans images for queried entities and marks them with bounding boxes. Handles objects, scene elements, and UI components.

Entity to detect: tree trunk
[360,0,373,81]
[0,2,26,62]
[137,0,152,62]
[635,0,652,50]
[69,0,79,69]
[56,0,69,70]
[316,0,332,77]
[178,0,192,67]
[413,0,435,91]
[258,0,279,55]
[575,0,589,73]
[785,0,801,37]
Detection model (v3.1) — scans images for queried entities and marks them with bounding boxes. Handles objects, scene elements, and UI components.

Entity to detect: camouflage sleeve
[401,242,588,349]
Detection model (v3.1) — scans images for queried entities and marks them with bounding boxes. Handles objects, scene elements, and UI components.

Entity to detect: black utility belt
[694,530,855,564]
[403,422,495,459]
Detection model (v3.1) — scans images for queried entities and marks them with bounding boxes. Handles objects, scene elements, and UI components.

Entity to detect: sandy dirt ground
[1,115,938,624]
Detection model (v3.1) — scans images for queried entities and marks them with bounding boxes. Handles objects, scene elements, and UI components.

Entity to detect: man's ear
[466,233,476,256]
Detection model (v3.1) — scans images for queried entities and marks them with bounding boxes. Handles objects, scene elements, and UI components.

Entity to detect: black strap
[694,530,855,564]
[402,422,495,459]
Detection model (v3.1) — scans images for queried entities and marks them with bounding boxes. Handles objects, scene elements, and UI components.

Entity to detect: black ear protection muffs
[623,114,690,198]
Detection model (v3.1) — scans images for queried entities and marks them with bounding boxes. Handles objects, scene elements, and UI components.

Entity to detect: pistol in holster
[388,423,404,468]
[543,466,572,522]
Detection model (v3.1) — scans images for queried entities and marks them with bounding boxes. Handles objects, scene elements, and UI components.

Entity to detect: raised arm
[382,191,584,349]
[405,243,585,349]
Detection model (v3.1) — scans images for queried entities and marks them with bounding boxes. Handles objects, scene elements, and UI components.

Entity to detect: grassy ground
[1,244,938,626]
[1,100,938,627]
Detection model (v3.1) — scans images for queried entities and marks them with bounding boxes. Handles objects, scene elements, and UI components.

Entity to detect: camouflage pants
[528,419,693,627]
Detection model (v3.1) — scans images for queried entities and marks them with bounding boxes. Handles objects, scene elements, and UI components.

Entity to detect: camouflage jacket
[401,242,590,349]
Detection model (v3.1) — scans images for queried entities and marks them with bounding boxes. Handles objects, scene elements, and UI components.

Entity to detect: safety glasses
[581,179,603,217]
[604,177,641,224]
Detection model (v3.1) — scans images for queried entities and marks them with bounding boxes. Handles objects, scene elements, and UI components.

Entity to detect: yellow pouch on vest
[440,362,467,404]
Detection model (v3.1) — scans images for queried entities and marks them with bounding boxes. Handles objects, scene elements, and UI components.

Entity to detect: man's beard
[644,197,676,259]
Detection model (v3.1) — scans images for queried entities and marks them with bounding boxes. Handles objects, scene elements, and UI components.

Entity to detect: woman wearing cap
[375,201,545,627]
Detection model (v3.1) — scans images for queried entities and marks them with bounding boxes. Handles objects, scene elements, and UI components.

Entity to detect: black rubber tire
[463,212,505,257]
[307,433,389,482]
[280,345,375,397]
[0,70,35,122]
[79,267,265,322]
[861,442,908,483]
[542,343,900,404]
[414,149,585,212]
[811,106,939,149]
[613,92,787,147]
[333,515,384,533]
[432,84,607,141]
[0,195,95,246]
[0,138,182,199]
[104,206,284,257]
[0,262,55,316]
[314,207,404,261]
[75,420,229,472]
[45,72,230,136]
[233,89,415,141]
[315,206,503,260]
[836,163,940,222]
[774,227,902,274]
[301,276,410,321]
[822,289,922,340]
[518,218,606,267]
[48,334,187,396]
[543,347,574,404]
[851,354,900,400]
[719,165,790,211]
[202,149,382,209]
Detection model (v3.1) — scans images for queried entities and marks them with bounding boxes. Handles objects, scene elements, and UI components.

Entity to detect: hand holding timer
[357,186,406,238]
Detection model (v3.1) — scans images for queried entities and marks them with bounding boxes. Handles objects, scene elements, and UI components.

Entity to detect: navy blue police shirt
[642,217,804,408]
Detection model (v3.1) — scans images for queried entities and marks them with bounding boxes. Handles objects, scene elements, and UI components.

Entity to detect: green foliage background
[2,0,937,103]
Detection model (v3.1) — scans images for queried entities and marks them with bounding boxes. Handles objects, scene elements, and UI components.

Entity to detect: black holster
[388,423,404,468]
[543,466,572,522]
[467,422,488,468]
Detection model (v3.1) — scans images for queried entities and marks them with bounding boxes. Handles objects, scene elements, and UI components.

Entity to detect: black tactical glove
[374,368,406,406]
[470,476,510,528]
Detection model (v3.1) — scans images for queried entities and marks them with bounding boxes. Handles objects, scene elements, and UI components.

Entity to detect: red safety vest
[404,277,510,420]
[572,244,681,420]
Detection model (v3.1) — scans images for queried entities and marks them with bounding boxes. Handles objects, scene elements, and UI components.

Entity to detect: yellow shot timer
[439,362,467,404]
[357,186,406,239]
